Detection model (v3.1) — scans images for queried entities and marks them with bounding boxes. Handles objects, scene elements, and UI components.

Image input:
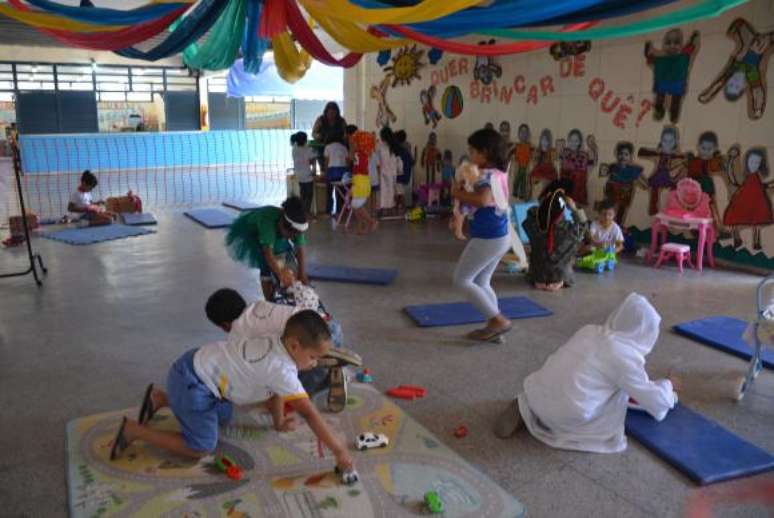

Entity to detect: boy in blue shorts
[110,311,353,472]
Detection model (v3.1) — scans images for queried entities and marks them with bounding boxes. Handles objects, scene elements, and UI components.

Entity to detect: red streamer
[8,0,187,51]
[259,0,289,38]
[384,22,597,56]
[286,0,362,68]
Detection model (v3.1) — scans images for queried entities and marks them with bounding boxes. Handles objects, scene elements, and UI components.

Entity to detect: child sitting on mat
[580,199,625,255]
[495,293,679,453]
[111,310,354,473]
[67,170,115,226]
[226,196,309,301]
[523,187,587,291]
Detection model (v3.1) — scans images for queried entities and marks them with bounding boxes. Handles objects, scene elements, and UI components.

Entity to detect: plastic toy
[356,368,373,383]
[453,425,468,438]
[386,385,427,400]
[735,274,773,401]
[424,491,445,514]
[576,246,617,273]
[355,432,390,450]
[214,455,242,481]
[335,465,360,485]
[406,206,425,222]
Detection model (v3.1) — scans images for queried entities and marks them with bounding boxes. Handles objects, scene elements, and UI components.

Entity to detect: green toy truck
[424,491,444,514]
[576,246,617,273]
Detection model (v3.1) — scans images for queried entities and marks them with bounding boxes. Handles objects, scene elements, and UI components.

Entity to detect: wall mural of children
[420,131,442,185]
[557,129,597,207]
[637,126,686,216]
[698,19,774,120]
[598,142,644,227]
[684,131,734,237]
[723,146,773,251]
[529,129,558,199]
[420,85,442,128]
[512,124,534,201]
[371,76,397,129]
[644,29,700,123]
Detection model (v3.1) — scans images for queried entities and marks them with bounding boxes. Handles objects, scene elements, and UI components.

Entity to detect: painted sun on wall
[384,46,426,87]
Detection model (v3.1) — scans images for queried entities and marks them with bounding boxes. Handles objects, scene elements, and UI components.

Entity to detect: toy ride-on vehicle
[576,246,617,273]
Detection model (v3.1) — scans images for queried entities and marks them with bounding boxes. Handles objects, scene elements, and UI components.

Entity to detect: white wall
[345,0,774,262]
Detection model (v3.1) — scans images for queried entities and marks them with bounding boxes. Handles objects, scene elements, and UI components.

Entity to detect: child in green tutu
[226,196,310,300]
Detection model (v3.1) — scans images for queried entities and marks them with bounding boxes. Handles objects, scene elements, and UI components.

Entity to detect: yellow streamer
[272,32,312,83]
[0,4,128,32]
[299,0,481,24]
[302,2,406,52]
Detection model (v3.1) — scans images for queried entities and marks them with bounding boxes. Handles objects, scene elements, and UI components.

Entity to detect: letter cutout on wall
[371,75,397,128]
[644,29,700,123]
[557,129,598,207]
[637,126,686,216]
[597,141,644,227]
[420,85,442,128]
[698,18,774,120]
[722,146,773,251]
[473,39,502,86]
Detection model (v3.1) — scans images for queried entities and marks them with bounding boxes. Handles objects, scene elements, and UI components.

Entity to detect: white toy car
[355,432,389,451]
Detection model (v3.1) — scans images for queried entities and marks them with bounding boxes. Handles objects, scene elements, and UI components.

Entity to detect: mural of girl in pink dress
[637,126,686,216]
[723,146,773,250]
[557,129,597,206]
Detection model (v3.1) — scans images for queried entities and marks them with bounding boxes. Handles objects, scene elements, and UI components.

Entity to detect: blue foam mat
[184,208,235,228]
[626,404,774,485]
[223,200,263,211]
[674,316,773,370]
[306,264,398,285]
[121,212,157,226]
[43,224,155,245]
[404,296,552,327]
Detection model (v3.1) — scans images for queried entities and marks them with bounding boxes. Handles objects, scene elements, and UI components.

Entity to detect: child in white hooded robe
[494,293,677,453]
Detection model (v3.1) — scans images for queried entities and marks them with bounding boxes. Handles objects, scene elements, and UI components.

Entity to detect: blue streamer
[242,0,269,74]
[524,0,678,26]
[24,0,187,25]
[115,0,228,62]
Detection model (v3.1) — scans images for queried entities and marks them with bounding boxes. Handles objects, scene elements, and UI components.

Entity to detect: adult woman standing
[312,102,348,215]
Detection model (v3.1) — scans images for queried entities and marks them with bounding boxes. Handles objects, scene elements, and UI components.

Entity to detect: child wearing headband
[523,187,588,291]
[226,196,310,300]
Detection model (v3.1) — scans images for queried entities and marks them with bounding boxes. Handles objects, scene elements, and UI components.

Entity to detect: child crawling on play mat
[494,293,679,453]
[67,170,116,226]
[204,286,358,412]
[110,310,354,473]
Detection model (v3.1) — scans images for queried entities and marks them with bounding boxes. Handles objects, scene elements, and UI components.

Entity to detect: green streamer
[485,0,749,41]
[182,0,246,71]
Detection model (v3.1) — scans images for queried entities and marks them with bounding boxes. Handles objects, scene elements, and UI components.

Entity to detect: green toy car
[576,246,617,273]
[424,491,444,514]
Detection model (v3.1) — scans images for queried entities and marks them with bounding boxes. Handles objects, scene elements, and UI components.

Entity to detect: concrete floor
[0,211,772,517]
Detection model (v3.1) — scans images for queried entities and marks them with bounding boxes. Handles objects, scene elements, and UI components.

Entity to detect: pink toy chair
[333,181,353,230]
[654,242,693,273]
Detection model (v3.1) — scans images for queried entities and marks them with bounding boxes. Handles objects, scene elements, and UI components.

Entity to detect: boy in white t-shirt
[67,170,115,225]
[291,131,317,220]
[323,135,350,216]
[110,311,353,473]
[582,199,625,254]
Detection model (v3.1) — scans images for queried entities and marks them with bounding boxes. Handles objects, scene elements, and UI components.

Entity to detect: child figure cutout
[371,76,397,128]
[420,85,442,128]
[684,132,735,236]
[557,129,597,207]
[598,142,644,227]
[699,19,774,120]
[723,146,773,250]
[512,124,534,201]
[645,29,700,123]
[420,132,442,186]
[638,126,686,216]
[529,129,558,199]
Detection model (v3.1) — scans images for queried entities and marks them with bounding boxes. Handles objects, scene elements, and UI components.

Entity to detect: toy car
[424,491,444,514]
[576,247,617,273]
[335,465,360,485]
[214,454,242,481]
[355,432,389,451]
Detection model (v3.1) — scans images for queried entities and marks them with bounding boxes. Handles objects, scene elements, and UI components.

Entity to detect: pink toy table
[646,213,716,271]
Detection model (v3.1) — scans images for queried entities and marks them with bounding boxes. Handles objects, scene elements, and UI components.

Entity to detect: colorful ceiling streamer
[0,0,752,83]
